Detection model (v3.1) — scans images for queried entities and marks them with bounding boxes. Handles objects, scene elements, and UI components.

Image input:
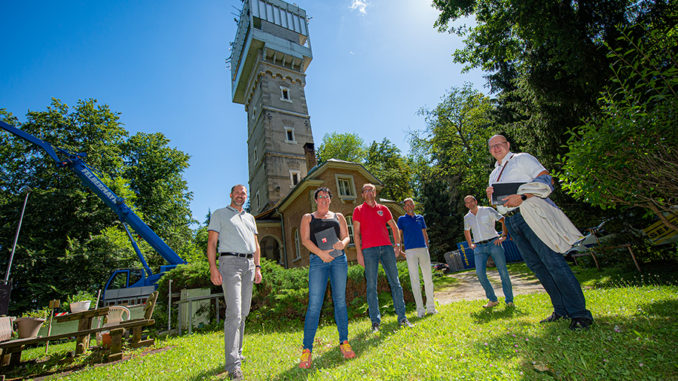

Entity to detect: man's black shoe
[540,312,563,323]
[371,322,380,333]
[569,317,593,330]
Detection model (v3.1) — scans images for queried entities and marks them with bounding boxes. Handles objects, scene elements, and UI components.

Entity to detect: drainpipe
[280,210,288,269]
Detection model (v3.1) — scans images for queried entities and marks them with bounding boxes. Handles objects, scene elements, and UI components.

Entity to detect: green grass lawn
[14,277,677,380]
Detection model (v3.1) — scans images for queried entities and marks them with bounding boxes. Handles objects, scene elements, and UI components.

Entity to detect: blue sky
[0,0,484,223]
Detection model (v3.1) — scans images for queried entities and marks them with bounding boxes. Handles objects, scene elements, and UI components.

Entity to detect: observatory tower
[229,0,314,214]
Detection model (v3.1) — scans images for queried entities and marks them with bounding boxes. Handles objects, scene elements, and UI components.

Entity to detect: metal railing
[174,293,224,335]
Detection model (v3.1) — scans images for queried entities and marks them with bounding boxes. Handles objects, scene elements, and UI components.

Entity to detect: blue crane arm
[0,121,187,271]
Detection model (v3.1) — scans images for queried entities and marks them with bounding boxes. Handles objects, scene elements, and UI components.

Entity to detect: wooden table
[56,307,109,354]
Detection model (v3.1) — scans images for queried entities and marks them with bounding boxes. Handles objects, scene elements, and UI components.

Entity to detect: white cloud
[349,0,368,15]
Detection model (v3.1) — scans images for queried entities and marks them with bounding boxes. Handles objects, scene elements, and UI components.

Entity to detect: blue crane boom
[0,121,186,303]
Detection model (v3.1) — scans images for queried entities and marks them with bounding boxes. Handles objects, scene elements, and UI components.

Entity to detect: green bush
[155,257,416,326]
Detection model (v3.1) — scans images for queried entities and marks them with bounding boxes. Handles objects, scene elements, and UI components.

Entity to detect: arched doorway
[260,235,281,265]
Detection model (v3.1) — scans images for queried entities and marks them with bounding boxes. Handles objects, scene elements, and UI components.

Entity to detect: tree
[122,132,195,264]
[432,0,669,168]
[364,139,413,202]
[414,83,495,201]
[316,132,367,163]
[0,99,195,313]
[560,26,678,232]
[408,84,496,257]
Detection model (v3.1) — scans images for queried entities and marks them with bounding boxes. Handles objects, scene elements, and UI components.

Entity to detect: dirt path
[435,270,545,304]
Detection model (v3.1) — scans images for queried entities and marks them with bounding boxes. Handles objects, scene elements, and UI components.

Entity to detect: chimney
[303,142,317,171]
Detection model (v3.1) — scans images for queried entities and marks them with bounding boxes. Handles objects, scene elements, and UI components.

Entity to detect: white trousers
[404,247,436,314]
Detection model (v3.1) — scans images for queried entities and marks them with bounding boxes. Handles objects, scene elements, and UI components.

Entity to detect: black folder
[314,227,343,257]
[491,182,525,205]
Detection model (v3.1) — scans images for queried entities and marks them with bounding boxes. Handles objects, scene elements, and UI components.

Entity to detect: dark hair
[314,187,332,199]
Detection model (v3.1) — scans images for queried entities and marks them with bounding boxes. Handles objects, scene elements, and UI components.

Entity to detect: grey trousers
[219,255,254,373]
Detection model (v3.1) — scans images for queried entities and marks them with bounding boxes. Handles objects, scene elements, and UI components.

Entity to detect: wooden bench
[0,291,158,369]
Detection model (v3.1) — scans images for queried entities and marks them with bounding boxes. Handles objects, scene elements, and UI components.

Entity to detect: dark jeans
[505,212,592,320]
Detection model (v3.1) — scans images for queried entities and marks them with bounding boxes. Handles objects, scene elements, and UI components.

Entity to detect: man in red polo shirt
[354,183,413,333]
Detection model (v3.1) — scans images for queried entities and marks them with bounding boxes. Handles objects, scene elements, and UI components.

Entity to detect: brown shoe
[483,301,499,308]
[340,341,356,359]
[299,349,312,369]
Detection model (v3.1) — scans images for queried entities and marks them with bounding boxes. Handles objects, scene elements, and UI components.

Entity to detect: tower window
[280,86,292,102]
[290,170,301,187]
[253,147,258,162]
[284,127,296,143]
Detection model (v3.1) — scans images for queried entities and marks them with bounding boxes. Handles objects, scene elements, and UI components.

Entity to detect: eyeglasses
[316,195,331,199]
[362,189,375,194]
[489,142,507,150]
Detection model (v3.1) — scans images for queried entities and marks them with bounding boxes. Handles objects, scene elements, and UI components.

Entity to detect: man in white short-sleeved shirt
[207,185,262,380]
[463,195,514,308]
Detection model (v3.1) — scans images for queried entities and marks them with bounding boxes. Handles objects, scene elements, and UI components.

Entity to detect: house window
[346,215,354,244]
[284,127,296,143]
[335,175,356,199]
[293,228,301,261]
[289,170,301,187]
[280,86,292,102]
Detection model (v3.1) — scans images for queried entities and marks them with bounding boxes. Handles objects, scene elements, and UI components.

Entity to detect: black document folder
[491,182,525,205]
[314,227,343,257]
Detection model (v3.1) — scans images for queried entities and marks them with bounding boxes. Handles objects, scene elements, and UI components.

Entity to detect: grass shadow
[270,321,402,381]
[187,364,230,380]
[639,298,678,317]
[475,300,678,380]
[469,305,528,324]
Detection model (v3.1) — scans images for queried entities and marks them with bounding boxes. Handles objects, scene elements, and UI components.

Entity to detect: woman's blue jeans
[363,245,407,324]
[302,253,349,351]
[505,212,592,319]
[474,239,514,303]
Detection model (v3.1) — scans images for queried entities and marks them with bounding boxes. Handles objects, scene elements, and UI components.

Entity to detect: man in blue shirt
[397,198,437,318]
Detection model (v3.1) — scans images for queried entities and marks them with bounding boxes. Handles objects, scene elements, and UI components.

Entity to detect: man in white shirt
[486,135,593,330]
[463,195,514,308]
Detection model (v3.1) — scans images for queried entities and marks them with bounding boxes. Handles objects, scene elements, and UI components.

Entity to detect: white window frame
[284,127,296,143]
[346,215,354,244]
[335,174,357,200]
[293,228,301,261]
[280,86,292,102]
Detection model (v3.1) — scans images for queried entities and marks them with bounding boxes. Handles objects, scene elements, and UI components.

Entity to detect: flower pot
[70,300,91,313]
[15,317,45,338]
[101,332,112,348]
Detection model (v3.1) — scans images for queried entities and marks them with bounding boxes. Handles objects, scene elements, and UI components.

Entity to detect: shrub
[155,257,416,325]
